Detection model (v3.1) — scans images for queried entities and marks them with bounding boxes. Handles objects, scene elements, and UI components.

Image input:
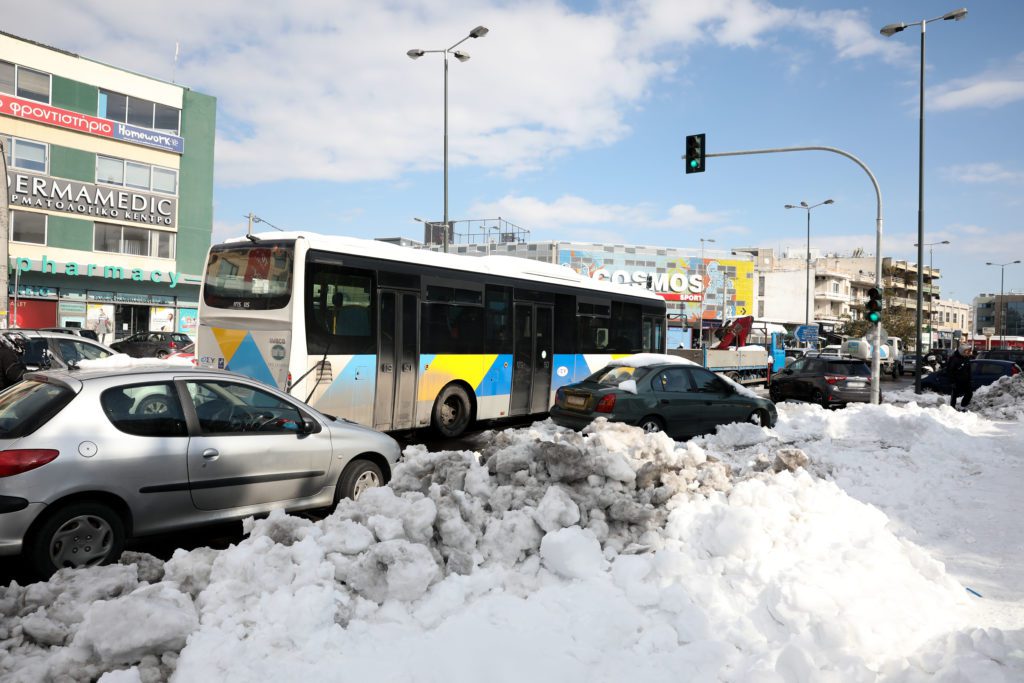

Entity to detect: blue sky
[10,0,1024,303]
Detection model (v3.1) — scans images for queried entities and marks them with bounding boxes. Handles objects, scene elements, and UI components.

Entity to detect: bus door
[374,290,419,431]
[510,303,553,416]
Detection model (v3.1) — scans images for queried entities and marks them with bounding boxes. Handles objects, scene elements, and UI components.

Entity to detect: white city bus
[196,232,666,437]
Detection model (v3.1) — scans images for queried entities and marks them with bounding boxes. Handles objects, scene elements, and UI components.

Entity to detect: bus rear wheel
[433,384,472,438]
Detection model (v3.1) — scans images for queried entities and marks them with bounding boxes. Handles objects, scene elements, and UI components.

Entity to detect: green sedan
[550,356,777,439]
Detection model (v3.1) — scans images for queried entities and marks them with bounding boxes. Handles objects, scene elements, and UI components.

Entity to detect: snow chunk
[533,486,581,532]
[540,526,606,579]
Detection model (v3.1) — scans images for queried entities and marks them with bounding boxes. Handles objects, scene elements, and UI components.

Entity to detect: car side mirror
[299,417,317,434]
[783,368,793,375]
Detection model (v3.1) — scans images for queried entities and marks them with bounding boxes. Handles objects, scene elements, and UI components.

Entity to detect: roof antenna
[245,211,261,243]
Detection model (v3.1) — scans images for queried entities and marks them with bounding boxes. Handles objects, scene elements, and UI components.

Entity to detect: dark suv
[770,357,872,408]
[110,331,193,359]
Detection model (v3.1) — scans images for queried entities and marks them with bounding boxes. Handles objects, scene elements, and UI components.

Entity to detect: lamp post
[0,137,9,329]
[881,7,967,393]
[407,26,489,254]
[698,237,715,347]
[986,260,1021,346]
[784,199,834,330]
[914,239,950,352]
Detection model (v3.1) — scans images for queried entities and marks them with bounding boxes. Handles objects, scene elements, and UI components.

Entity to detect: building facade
[2,32,215,342]
[972,293,1024,347]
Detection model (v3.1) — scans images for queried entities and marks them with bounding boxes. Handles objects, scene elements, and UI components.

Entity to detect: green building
[1,31,215,341]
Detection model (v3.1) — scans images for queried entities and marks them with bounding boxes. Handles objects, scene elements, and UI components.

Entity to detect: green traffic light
[689,159,698,168]
[867,312,881,323]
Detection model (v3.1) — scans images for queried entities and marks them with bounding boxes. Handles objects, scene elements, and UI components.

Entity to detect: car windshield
[588,365,650,386]
[826,361,871,377]
[0,380,76,438]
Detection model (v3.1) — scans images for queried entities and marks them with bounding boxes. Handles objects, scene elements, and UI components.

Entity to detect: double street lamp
[880,7,967,393]
[914,239,950,352]
[986,260,1021,345]
[785,199,834,329]
[407,25,490,253]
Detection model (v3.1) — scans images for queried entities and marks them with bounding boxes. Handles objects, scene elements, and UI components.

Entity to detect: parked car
[39,327,100,342]
[168,341,196,365]
[0,365,401,577]
[110,331,193,359]
[1,330,116,371]
[902,354,923,376]
[920,359,1021,394]
[976,348,1024,367]
[550,356,777,439]
[769,356,873,408]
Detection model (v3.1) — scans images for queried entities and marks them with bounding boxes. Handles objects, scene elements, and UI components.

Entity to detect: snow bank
[2,408,1021,681]
[607,353,697,368]
[970,373,1024,421]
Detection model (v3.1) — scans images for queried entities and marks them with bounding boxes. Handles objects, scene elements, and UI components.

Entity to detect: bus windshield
[203,242,294,310]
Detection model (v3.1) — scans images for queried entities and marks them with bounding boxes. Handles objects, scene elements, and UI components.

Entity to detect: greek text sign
[0,94,184,153]
[9,172,177,227]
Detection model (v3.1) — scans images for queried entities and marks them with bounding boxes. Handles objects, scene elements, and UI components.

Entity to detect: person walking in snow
[945,345,974,410]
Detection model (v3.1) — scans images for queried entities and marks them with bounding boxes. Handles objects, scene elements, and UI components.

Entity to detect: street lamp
[784,199,834,329]
[698,237,715,346]
[914,239,950,353]
[407,25,489,253]
[986,260,1021,346]
[881,7,967,393]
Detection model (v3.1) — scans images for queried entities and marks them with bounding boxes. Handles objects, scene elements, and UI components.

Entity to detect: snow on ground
[77,353,196,370]
[1,393,1023,682]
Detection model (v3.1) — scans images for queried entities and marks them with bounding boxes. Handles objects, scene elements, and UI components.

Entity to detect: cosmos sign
[0,94,184,153]
[592,268,705,298]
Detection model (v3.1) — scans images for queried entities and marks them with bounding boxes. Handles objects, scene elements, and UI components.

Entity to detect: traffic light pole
[700,145,885,404]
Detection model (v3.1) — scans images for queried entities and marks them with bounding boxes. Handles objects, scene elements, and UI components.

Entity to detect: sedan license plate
[567,395,587,408]
[846,381,866,388]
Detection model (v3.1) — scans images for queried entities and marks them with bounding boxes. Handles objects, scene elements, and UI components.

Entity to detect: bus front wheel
[433,384,472,438]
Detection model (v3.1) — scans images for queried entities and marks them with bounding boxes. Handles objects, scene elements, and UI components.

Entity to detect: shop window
[122,227,149,256]
[96,156,124,184]
[154,104,180,135]
[152,231,175,259]
[11,210,46,245]
[99,89,180,136]
[152,167,177,194]
[0,61,49,103]
[96,155,178,195]
[2,135,47,173]
[125,161,151,190]
[94,223,121,253]
[94,222,174,258]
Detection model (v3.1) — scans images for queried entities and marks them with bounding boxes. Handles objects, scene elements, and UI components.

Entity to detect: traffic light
[866,287,883,323]
[685,133,706,174]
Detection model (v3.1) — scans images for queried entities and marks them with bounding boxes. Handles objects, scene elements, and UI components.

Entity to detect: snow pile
[883,385,949,407]
[607,353,697,368]
[969,373,1024,420]
[1,412,1022,681]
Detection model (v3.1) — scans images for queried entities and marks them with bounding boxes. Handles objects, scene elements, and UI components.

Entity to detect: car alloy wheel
[336,460,385,504]
[638,416,664,433]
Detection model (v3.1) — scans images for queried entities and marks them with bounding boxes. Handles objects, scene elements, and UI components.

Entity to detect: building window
[0,60,50,104]
[94,223,175,259]
[2,135,47,173]
[96,155,178,195]
[98,89,180,135]
[10,210,46,245]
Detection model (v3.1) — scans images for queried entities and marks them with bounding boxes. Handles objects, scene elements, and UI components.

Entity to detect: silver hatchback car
[0,366,401,577]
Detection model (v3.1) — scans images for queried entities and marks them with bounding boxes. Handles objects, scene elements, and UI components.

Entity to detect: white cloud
[4,1,915,187]
[941,162,1024,184]
[467,194,729,234]
[930,53,1024,111]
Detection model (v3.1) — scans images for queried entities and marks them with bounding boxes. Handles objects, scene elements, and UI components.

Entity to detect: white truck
[843,336,904,379]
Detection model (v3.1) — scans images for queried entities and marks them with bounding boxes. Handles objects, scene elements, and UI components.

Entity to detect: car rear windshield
[826,361,871,377]
[588,365,651,386]
[203,242,294,310]
[0,380,76,439]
